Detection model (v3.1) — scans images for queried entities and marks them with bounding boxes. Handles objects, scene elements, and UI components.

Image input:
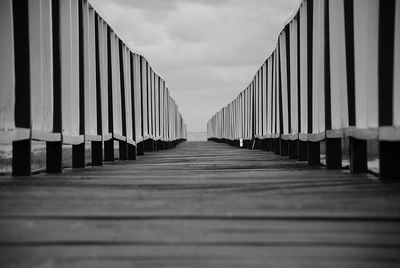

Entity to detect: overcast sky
[91,0,299,132]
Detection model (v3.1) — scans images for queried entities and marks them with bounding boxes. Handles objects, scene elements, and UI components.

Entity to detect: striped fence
[207,0,400,180]
[0,0,187,176]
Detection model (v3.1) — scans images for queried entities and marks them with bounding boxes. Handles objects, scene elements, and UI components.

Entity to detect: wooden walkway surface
[1,141,400,267]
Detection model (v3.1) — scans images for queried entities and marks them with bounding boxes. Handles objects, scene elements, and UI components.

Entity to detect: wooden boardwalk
[1,141,400,267]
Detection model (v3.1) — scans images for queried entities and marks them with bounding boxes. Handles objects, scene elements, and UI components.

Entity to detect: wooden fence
[0,0,187,176]
[207,0,400,180]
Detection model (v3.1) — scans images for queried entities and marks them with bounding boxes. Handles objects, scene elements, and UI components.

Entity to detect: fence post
[307,141,320,166]
[326,138,342,169]
[46,141,62,173]
[12,140,31,176]
[379,141,400,180]
[157,140,162,149]
[274,138,280,154]
[104,139,114,161]
[144,139,154,152]
[265,138,272,151]
[12,0,31,176]
[137,141,144,155]
[349,137,367,173]
[298,140,307,160]
[72,143,85,168]
[288,140,298,159]
[119,140,127,160]
[91,141,102,166]
[154,140,158,151]
[280,139,288,156]
[377,0,398,181]
[127,144,136,160]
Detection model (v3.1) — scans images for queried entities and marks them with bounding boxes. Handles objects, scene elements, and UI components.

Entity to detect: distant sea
[187,132,207,141]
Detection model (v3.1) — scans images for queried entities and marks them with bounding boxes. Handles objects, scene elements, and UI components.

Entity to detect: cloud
[96,0,231,11]
[90,0,299,132]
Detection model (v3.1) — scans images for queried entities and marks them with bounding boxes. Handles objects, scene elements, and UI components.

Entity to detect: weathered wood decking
[1,141,400,267]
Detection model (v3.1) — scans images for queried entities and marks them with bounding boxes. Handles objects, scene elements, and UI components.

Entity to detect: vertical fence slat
[394,1,400,128]
[0,0,16,137]
[353,0,379,134]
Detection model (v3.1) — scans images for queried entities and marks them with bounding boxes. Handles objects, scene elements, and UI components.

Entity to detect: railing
[207,0,400,180]
[0,0,187,176]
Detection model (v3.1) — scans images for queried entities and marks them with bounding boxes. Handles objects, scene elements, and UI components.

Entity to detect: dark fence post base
[308,141,320,166]
[274,138,280,155]
[127,144,136,160]
[298,140,308,161]
[288,140,298,159]
[46,141,62,173]
[247,140,252,149]
[12,140,31,176]
[253,139,258,149]
[104,139,114,161]
[280,139,288,156]
[154,140,158,151]
[379,141,400,180]
[144,139,154,152]
[349,137,367,173]
[157,140,163,150]
[265,138,272,151]
[72,143,85,168]
[254,139,261,149]
[270,138,275,151]
[259,139,267,150]
[326,138,342,169]
[137,141,144,156]
[119,141,128,160]
[91,141,102,166]
[236,140,241,147]
[242,140,248,149]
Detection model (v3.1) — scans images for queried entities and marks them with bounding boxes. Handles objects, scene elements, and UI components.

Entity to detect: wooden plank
[0,141,400,267]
